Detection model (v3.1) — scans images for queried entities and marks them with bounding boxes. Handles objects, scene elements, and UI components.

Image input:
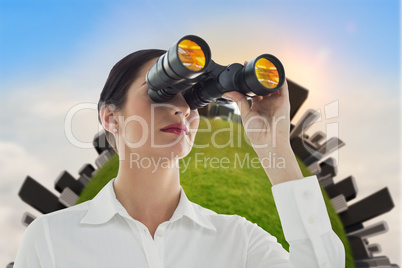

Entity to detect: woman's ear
[100,104,119,133]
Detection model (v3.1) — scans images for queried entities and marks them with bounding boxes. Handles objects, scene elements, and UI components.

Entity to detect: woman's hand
[222,79,303,185]
[222,79,291,153]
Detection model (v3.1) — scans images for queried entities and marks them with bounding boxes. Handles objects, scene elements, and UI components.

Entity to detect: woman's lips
[160,123,188,136]
[161,128,187,135]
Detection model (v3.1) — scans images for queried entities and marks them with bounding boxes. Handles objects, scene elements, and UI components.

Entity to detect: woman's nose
[171,93,190,118]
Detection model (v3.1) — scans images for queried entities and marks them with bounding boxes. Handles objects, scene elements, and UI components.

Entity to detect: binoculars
[146,35,285,110]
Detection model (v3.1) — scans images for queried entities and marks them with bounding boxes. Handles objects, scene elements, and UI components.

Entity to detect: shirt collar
[170,187,217,232]
[80,178,122,225]
[80,178,217,232]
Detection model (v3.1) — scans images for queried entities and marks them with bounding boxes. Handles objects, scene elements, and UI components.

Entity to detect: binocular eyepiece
[146,35,285,110]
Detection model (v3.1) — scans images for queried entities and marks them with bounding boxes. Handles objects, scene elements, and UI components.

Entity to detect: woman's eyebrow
[141,81,147,87]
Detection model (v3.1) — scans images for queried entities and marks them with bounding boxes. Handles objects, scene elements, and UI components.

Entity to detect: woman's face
[116,58,200,160]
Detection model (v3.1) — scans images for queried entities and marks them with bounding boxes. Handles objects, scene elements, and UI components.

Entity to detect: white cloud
[0,142,48,180]
[0,142,48,264]
[0,82,101,265]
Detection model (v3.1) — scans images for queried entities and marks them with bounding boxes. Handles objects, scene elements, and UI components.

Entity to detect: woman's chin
[154,137,193,156]
[159,145,191,160]
[130,144,191,160]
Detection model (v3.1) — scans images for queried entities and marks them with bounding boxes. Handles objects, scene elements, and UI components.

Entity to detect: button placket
[154,224,166,262]
[126,220,163,268]
[156,229,164,237]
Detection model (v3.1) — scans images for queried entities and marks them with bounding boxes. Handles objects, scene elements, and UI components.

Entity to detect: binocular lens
[178,39,206,71]
[147,35,285,108]
[255,58,280,89]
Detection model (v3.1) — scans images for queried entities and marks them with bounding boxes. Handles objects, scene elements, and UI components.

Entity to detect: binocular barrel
[146,35,285,110]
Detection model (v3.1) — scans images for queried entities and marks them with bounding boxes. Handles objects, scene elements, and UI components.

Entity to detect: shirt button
[308,216,315,225]
[302,190,312,200]
[156,229,164,237]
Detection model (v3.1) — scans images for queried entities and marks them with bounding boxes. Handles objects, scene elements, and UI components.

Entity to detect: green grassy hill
[77,118,354,267]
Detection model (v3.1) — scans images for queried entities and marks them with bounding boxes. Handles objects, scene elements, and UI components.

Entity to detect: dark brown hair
[98,49,166,153]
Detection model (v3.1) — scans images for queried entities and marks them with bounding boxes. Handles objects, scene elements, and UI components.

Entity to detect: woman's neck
[113,152,181,238]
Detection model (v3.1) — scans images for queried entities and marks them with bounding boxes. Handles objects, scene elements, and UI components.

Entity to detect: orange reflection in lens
[178,39,205,71]
[255,58,280,89]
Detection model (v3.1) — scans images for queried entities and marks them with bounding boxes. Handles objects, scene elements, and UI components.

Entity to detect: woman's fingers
[277,79,288,98]
[222,91,250,118]
[252,95,263,104]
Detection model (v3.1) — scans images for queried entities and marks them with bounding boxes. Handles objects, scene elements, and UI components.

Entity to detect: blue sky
[0,1,110,84]
[0,0,400,265]
[0,0,399,89]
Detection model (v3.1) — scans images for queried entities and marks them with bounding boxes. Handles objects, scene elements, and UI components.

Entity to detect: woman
[14,49,345,267]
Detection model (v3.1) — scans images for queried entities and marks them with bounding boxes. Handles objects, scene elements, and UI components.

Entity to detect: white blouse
[14,175,345,268]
